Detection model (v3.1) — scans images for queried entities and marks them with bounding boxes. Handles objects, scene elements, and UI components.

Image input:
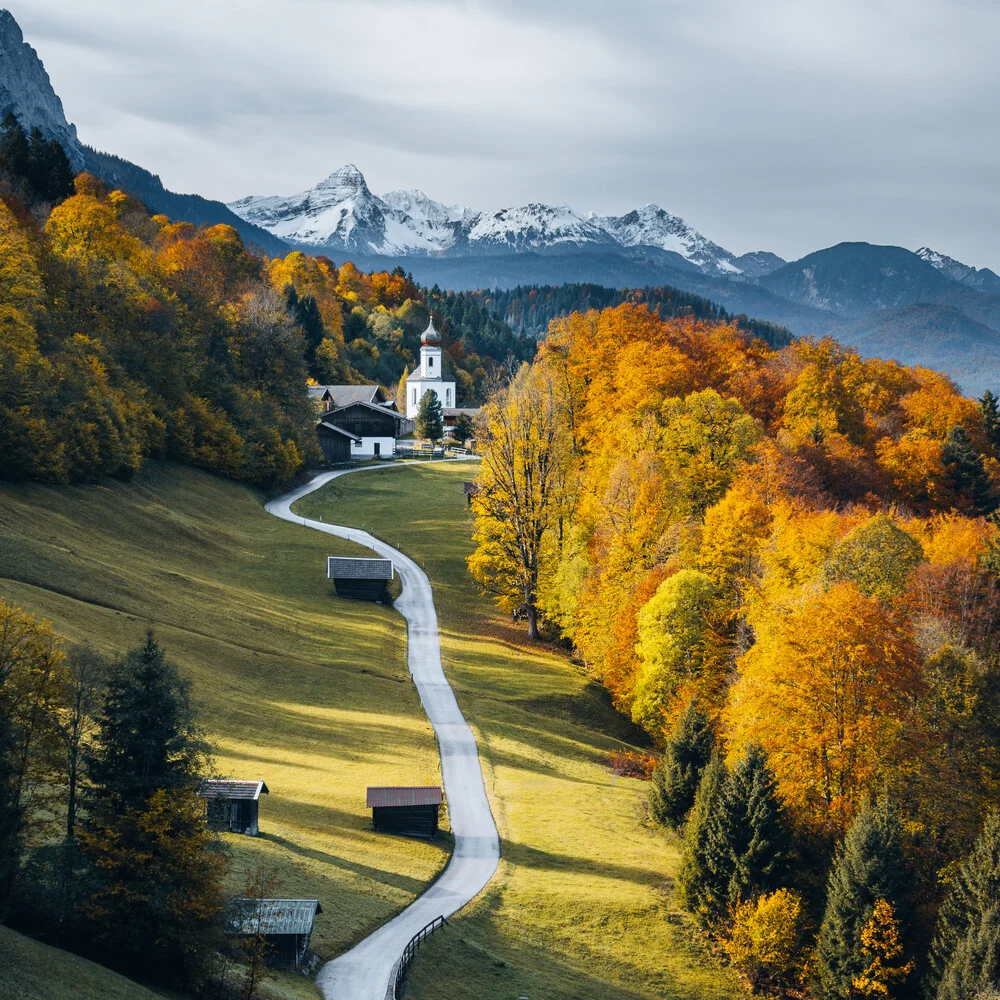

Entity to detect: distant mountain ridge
[229,164,757,275]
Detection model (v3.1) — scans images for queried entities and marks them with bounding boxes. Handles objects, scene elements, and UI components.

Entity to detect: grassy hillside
[295,464,744,1000]
[0,463,448,997]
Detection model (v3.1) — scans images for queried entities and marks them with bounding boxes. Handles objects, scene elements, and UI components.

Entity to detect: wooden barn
[316,420,360,464]
[320,400,406,459]
[327,556,394,601]
[198,779,269,836]
[367,786,443,838]
[227,898,322,970]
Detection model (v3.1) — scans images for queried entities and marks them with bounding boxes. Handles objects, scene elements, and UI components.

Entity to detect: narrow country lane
[265,466,500,1000]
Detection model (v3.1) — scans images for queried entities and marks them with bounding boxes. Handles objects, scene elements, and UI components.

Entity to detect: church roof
[421,316,441,346]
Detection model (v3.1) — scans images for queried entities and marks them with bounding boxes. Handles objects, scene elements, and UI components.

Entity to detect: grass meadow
[0,463,449,999]
[296,463,744,1000]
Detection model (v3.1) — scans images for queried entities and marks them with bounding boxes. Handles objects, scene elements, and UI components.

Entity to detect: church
[406,316,456,419]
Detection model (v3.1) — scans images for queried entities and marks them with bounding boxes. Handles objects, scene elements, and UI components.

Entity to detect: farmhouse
[367,786,443,838]
[327,556,394,601]
[227,898,322,970]
[319,399,406,459]
[316,420,360,464]
[443,407,479,440]
[198,779,269,836]
[406,317,456,419]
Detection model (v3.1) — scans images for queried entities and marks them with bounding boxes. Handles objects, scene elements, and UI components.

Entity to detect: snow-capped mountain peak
[228,165,741,271]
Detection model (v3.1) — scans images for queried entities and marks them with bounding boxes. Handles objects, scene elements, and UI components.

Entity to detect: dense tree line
[462,282,795,347]
[0,128,531,488]
[469,303,1000,996]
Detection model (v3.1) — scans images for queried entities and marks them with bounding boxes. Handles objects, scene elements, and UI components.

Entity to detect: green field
[0,463,449,998]
[296,464,744,1000]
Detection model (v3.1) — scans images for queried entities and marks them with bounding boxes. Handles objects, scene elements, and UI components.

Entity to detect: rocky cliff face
[0,9,84,166]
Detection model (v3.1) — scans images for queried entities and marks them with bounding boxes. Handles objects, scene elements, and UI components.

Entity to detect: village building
[443,407,479,440]
[198,779,269,836]
[328,556,394,601]
[227,898,323,970]
[366,786,443,838]
[319,399,405,459]
[406,317,456,419]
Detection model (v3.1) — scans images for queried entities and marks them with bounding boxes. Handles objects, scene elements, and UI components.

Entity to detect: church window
[446,389,452,406]
[429,357,434,371]
[412,388,417,405]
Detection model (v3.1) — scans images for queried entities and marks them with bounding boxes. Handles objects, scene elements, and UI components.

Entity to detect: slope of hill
[0,463,449,995]
[294,465,744,1000]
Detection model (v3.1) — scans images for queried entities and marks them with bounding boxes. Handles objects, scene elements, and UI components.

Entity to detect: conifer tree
[927,811,1000,998]
[981,391,1000,455]
[677,753,732,928]
[86,632,205,817]
[943,425,996,515]
[649,701,714,829]
[816,796,910,999]
[724,744,792,908]
[416,390,444,444]
[935,906,1000,1000]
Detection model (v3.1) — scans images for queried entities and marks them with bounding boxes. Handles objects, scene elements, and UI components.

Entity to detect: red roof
[366,786,443,809]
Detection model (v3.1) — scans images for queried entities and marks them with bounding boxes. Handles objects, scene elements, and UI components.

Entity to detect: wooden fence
[384,915,448,999]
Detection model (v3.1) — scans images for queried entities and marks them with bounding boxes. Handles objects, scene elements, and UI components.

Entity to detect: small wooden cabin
[327,556,394,601]
[367,786,443,838]
[227,898,322,970]
[316,420,360,464]
[198,779,269,836]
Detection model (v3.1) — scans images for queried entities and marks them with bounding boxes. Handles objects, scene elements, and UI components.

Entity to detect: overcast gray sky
[12,0,1000,268]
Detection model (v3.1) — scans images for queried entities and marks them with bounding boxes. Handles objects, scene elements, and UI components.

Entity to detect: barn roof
[198,779,269,801]
[317,420,360,441]
[308,384,385,406]
[228,898,322,937]
[327,557,394,581]
[321,400,406,421]
[367,786,443,809]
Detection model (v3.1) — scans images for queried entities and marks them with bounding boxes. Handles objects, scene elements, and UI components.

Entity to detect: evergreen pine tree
[943,425,996,515]
[416,390,444,444]
[677,753,732,928]
[0,111,29,178]
[26,127,48,197]
[982,392,1000,455]
[43,138,74,202]
[817,796,910,1000]
[724,744,792,908]
[86,632,205,817]
[649,701,714,829]
[927,811,1000,998]
[935,905,1000,1000]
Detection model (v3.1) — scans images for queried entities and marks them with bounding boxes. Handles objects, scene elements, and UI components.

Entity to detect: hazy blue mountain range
[1,7,997,395]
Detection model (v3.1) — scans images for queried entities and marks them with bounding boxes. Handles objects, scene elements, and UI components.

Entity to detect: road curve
[265,466,500,1000]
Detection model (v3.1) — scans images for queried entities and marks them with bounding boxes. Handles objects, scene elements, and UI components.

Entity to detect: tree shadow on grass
[501,839,667,889]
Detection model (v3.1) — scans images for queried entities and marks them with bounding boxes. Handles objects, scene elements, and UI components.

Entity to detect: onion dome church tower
[405,314,456,419]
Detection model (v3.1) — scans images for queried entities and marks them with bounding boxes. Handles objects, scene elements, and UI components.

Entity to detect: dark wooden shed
[327,556,394,601]
[316,420,359,464]
[198,779,269,836]
[367,786,443,838]
[227,898,322,971]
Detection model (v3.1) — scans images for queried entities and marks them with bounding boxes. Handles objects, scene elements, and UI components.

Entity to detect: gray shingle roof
[228,899,322,936]
[317,420,360,440]
[327,557,394,581]
[198,780,269,802]
[309,385,384,406]
[367,786,443,809]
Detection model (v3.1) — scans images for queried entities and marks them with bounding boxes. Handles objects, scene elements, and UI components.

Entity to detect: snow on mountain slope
[600,203,739,274]
[228,165,746,269]
[465,203,615,252]
[916,247,1000,294]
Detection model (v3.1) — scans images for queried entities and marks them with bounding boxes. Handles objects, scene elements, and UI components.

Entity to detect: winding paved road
[265,466,500,1000]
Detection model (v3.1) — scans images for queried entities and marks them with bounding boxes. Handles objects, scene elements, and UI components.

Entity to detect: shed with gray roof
[227,898,323,970]
[327,556,394,602]
[367,786,443,838]
[198,779,269,836]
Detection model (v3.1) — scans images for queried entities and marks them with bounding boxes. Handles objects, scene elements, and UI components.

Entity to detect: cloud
[10,0,1000,269]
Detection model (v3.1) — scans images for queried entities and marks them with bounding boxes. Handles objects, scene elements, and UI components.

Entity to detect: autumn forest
[469,304,1000,997]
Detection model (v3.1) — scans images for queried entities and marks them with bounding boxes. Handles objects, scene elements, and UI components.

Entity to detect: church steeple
[420,315,442,378]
